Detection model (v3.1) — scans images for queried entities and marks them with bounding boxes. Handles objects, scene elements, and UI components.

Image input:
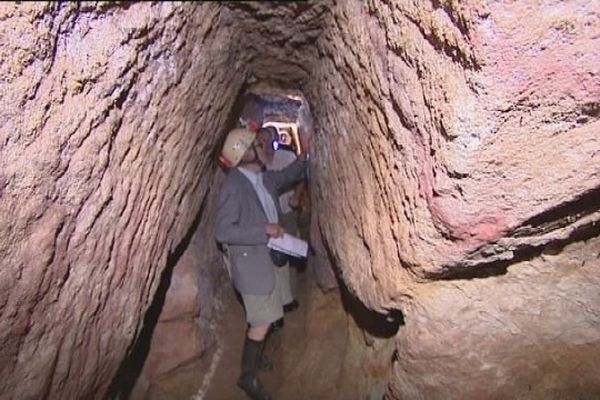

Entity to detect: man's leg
[247,324,269,341]
[239,328,271,400]
[239,285,283,400]
[271,261,299,331]
[248,323,273,369]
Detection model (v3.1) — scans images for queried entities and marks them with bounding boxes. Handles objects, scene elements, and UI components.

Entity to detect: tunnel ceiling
[1,1,599,399]
[223,1,331,87]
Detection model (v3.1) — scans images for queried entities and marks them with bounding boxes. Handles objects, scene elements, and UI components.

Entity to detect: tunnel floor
[201,269,351,400]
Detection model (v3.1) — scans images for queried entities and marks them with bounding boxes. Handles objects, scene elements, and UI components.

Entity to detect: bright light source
[262,121,301,154]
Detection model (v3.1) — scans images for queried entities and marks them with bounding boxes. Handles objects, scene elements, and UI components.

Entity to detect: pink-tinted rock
[0,3,239,399]
[1,1,599,399]
[301,0,600,398]
[306,0,600,309]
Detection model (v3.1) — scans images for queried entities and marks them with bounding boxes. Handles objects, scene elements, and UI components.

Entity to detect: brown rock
[144,320,206,379]
[302,1,600,398]
[130,188,228,399]
[309,215,338,291]
[389,236,600,399]
[0,3,239,399]
[159,246,202,323]
[1,1,599,399]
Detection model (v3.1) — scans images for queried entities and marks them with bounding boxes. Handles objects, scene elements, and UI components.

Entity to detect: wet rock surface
[1,1,599,399]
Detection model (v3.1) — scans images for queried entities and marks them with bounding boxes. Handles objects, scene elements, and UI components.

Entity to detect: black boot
[283,300,299,313]
[260,329,274,372]
[260,352,273,372]
[270,317,284,332]
[238,337,272,400]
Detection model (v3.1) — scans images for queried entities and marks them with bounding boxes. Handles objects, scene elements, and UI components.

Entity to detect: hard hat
[219,128,256,167]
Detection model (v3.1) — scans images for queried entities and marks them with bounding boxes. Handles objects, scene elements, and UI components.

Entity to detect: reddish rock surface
[1,1,599,399]
[303,1,600,398]
[307,0,600,308]
[129,183,228,400]
[0,3,239,399]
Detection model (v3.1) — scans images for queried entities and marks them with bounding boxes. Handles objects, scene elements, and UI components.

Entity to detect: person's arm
[214,185,270,245]
[264,153,308,192]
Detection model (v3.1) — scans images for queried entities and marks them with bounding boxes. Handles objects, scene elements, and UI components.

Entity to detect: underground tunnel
[0,1,599,400]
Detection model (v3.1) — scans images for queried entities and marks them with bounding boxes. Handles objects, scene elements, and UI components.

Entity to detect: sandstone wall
[1,1,599,399]
[389,235,600,399]
[129,177,228,400]
[305,0,600,398]
[0,3,242,399]
[307,0,599,308]
[224,1,332,88]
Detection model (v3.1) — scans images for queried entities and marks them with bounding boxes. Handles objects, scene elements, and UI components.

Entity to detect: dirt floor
[200,268,352,400]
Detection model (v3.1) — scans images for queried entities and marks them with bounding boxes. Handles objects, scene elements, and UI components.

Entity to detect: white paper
[267,233,309,258]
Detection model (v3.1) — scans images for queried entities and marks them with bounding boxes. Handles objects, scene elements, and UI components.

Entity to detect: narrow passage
[204,268,350,400]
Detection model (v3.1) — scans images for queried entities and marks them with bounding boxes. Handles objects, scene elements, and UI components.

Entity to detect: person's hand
[265,223,285,238]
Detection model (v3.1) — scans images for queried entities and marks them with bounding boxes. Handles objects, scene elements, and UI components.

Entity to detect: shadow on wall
[105,193,210,400]
[338,281,405,339]
[316,224,405,338]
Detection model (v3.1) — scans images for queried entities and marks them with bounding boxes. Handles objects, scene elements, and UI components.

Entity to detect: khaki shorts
[241,264,286,327]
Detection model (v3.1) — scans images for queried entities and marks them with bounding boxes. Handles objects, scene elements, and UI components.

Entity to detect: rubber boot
[238,337,272,400]
[270,317,284,332]
[260,329,274,372]
[260,350,273,372]
[283,300,299,313]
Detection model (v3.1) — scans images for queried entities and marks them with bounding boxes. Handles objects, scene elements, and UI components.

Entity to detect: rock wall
[304,0,600,398]
[389,236,600,399]
[1,1,599,399]
[223,1,331,88]
[307,0,600,308]
[0,3,243,399]
[129,178,228,400]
